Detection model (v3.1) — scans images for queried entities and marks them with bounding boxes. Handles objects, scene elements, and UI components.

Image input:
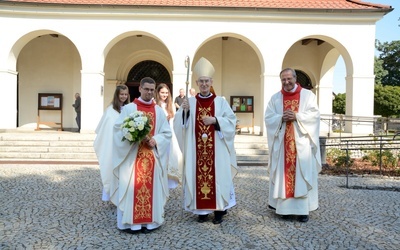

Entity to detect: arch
[6,30,81,71]
[115,49,172,82]
[103,31,172,73]
[283,35,354,89]
[190,32,264,134]
[192,32,265,73]
[9,31,82,129]
[302,35,354,78]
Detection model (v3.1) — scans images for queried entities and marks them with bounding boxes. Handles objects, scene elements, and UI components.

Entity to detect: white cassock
[173,95,238,215]
[160,102,183,189]
[110,101,171,230]
[264,87,321,215]
[93,105,119,202]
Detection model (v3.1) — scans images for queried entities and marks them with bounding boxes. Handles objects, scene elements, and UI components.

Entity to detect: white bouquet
[121,111,152,145]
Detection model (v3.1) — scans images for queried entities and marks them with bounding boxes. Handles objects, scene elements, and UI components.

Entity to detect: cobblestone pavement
[1,164,399,250]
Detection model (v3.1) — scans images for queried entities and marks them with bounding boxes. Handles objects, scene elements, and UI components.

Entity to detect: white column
[318,78,334,135]
[172,70,191,98]
[0,69,18,129]
[172,55,192,98]
[261,73,281,136]
[345,75,375,134]
[80,70,105,133]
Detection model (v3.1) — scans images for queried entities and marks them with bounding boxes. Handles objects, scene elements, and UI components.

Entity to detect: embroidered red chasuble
[132,99,156,223]
[195,95,217,209]
[281,85,302,198]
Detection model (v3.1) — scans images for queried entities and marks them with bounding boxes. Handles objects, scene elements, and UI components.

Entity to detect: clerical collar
[283,83,298,93]
[198,93,213,98]
[138,97,154,104]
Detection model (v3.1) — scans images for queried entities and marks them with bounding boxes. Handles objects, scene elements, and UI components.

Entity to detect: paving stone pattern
[0,165,399,250]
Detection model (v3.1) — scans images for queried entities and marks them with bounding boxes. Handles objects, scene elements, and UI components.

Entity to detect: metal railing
[320,114,400,136]
[322,135,400,188]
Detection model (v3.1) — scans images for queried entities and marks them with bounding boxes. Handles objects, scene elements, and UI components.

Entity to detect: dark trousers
[76,112,81,131]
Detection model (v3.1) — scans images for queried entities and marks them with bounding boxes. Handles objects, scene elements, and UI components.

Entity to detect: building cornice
[0,3,391,23]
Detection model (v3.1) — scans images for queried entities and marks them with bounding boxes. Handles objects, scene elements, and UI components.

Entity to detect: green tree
[333,93,345,114]
[376,40,400,86]
[374,85,400,117]
[374,56,388,85]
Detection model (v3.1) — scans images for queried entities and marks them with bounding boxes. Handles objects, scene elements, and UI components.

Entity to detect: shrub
[326,148,354,168]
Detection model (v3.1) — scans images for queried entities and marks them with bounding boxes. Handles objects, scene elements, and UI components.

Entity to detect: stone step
[0,146,95,153]
[234,134,267,143]
[235,145,268,155]
[234,143,267,150]
[0,141,94,147]
[0,133,96,141]
[0,131,268,166]
[234,135,269,165]
[0,152,97,160]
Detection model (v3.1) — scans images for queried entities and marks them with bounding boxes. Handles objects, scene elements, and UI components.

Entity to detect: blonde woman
[155,83,182,188]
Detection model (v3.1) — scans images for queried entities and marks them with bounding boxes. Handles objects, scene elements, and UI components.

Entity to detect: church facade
[0,0,393,135]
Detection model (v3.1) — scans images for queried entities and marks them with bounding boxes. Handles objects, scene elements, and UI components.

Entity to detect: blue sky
[333,0,399,93]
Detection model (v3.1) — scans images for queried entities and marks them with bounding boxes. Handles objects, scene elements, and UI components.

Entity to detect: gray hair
[280,68,297,78]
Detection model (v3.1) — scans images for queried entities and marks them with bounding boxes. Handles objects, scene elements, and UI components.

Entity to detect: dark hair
[112,84,130,113]
[155,83,174,120]
[140,77,156,87]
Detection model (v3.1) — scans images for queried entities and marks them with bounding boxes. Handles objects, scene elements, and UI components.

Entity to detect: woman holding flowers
[154,83,183,189]
[93,84,129,202]
[111,77,172,234]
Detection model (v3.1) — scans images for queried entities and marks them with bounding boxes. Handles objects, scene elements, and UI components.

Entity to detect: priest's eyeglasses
[142,87,155,92]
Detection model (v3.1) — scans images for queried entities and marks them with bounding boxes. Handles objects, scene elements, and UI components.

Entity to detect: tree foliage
[374,85,400,117]
[332,93,345,114]
[375,40,400,86]
[374,56,388,85]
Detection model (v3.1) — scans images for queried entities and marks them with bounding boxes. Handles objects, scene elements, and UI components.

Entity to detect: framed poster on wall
[38,93,63,110]
[230,95,254,134]
[230,96,253,113]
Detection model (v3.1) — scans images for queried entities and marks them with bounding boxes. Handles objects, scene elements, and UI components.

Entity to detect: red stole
[281,85,302,198]
[132,99,156,223]
[195,95,217,209]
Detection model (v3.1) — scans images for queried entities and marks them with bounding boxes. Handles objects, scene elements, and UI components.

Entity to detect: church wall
[0,5,385,134]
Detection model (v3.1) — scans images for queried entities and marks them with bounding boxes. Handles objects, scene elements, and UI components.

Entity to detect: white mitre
[193,57,215,78]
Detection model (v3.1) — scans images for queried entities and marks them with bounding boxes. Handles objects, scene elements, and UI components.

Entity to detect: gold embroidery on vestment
[283,99,299,197]
[134,139,154,220]
[196,105,215,199]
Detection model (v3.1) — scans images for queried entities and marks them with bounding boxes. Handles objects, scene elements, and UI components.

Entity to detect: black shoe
[268,205,276,210]
[298,215,309,223]
[198,214,209,223]
[120,228,140,234]
[212,210,227,224]
[141,227,159,234]
[281,215,291,220]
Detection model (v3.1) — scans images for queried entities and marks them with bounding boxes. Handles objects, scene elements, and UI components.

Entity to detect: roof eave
[0,1,394,15]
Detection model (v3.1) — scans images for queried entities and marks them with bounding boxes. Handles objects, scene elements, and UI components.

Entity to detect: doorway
[125,60,172,101]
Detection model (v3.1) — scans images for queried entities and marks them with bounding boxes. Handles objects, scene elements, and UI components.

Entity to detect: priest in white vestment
[111,77,172,234]
[174,57,238,224]
[264,68,321,223]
